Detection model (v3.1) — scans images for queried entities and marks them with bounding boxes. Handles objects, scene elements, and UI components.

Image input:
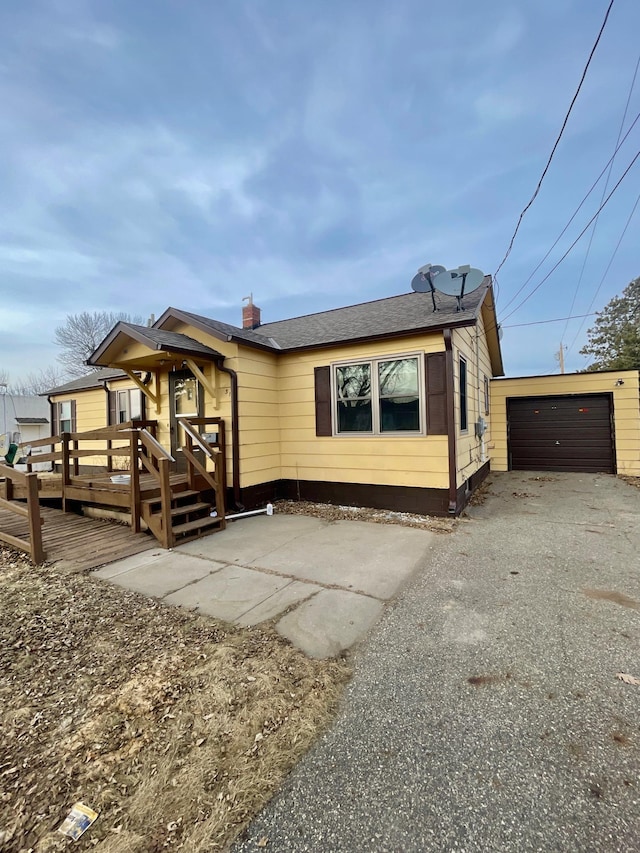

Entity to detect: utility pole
[556,343,566,374]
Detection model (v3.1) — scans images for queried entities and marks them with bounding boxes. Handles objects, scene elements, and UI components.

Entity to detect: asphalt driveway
[234,472,640,852]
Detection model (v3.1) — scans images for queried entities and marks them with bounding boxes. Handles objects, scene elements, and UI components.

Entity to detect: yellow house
[46,368,149,470]
[50,278,503,516]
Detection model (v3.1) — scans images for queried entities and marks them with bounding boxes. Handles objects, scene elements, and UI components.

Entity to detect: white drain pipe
[211,503,274,521]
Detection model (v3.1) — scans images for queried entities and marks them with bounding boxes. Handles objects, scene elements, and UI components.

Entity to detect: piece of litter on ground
[257,837,268,847]
[616,672,640,686]
[58,802,99,840]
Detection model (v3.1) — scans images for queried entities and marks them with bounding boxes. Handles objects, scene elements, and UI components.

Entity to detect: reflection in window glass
[379,358,420,432]
[460,357,468,432]
[336,364,372,432]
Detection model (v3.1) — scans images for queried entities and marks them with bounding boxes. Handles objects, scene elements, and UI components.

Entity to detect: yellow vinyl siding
[278,333,449,491]
[234,348,280,488]
[490,370,640,476]
[452,317,494,487]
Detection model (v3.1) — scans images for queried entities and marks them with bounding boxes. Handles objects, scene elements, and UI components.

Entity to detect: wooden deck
[0,505,155,572]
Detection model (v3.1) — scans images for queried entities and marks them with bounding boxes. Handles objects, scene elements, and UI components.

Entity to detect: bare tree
[54,311,144,377]
[9,367,69,396]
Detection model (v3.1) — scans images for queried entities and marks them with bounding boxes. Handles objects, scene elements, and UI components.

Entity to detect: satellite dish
[411,265,446,293]
[411,263,486,311]
[434,266,485,297]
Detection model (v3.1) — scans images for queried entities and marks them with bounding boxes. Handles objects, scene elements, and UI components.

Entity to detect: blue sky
[1,0,638,381]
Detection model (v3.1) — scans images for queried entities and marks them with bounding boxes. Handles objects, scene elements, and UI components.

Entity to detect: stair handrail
[177,418,216,458]
[136,428,174,549]
[138,428,175,463]
[177,419,225,523]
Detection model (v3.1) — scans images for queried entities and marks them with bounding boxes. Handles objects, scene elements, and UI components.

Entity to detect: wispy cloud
[0,0,638,379]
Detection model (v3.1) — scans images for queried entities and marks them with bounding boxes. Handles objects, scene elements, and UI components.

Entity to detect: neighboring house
[0,394,51,471]
[47,280,503,515]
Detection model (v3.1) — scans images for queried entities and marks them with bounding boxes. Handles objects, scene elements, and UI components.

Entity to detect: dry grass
[275,499,456,533]
[0,548,350,852]
[619,475,640,490]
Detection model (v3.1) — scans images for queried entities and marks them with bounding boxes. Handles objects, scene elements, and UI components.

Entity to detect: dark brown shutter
[51,402,60,437]
[108,391,117,425]
[71,400,77,433]
[425,353,448,435]
[314,366,332,436]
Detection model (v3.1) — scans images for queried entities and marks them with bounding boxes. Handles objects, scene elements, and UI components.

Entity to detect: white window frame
[117,389,143,423]
[331,352,425,437]
[59,401,72,433]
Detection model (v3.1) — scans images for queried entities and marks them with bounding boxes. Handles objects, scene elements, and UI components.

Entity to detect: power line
[493,0,616,283]
[498,110,640,315]
[560,51,640,343]
[499,147,640,325]
[564,189,640,356]
[503,312,597,329]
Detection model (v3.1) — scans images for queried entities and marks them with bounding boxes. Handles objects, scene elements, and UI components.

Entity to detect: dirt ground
[0,547,350,852]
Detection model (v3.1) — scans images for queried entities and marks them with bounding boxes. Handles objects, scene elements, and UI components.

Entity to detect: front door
[169,370,204,472]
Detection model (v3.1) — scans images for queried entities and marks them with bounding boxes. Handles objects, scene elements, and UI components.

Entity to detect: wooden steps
[140,480,224,548]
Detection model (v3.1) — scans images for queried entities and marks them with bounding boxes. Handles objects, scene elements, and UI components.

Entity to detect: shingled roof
[163,279,492,353]
[119,324,223,358]
[86,322,224,368]
[44,367,127,396]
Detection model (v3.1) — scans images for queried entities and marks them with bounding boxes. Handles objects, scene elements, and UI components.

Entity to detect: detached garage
[491,370,640,477]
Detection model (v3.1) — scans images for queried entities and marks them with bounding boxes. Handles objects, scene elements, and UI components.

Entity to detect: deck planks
[0,505,155,571]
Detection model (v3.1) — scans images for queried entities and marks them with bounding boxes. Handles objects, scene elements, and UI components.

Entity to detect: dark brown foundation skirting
[235,461,491,518]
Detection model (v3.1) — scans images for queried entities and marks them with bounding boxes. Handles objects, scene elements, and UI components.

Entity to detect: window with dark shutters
[425,352,448,435]
[314,366,332,436]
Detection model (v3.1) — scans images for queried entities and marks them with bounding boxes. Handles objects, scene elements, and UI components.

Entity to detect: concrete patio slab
[176,514,328,564]
[164,565,319,623]
[97,553,225,596]
[252,519,433,598]
[94,513,434,658]
[94,548,170,579]
[236,580,320,627]
[277,589,385,659]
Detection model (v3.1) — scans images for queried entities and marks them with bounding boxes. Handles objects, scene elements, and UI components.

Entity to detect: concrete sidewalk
[95,513,434,658]
[234,473,640,852]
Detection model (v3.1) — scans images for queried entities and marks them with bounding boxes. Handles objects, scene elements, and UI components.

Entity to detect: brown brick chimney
[242,294,261,329]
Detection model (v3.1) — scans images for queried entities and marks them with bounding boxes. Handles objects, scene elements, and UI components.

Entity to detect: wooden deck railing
[0,464,45,563]
[5,418,226,550]
[19,420,158,474]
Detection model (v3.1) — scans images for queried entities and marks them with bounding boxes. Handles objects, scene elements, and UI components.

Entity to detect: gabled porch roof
[87,322,223,370]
